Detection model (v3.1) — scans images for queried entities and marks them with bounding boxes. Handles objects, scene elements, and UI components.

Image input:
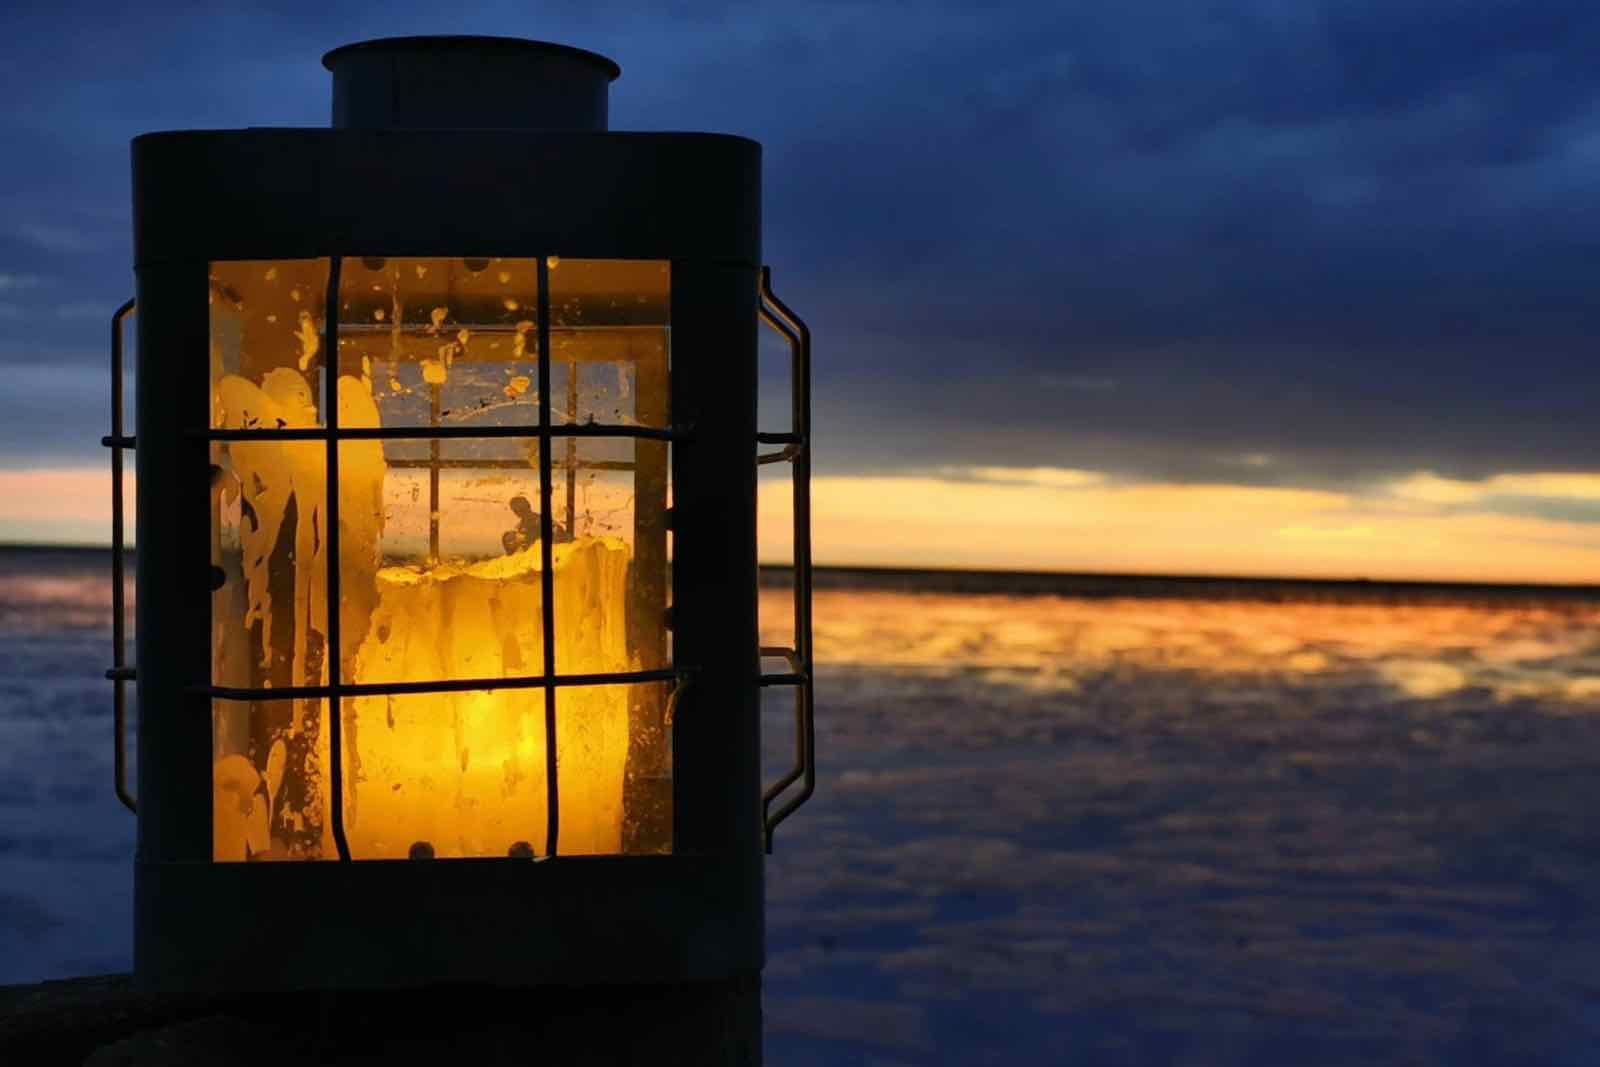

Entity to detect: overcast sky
[5,1,1600,577]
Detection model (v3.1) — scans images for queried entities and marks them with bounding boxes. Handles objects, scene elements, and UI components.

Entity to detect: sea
[4,545,1600,1064]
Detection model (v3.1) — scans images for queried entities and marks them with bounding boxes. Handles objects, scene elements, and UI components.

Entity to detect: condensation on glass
[208,257,672,861]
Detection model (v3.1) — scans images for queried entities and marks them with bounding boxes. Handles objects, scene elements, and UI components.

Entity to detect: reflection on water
[760,584,1600,1065]
[770,588,1600,703]
[3,554,1600,1064]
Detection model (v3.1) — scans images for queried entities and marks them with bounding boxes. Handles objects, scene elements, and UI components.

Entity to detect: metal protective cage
[109,118,813,989]
[105,263,816,856]
[208,254,688,860]
[756,268,815,852]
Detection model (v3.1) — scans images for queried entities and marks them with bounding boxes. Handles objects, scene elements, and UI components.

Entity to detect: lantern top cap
[321,36,621,131]
[321,36,621,80]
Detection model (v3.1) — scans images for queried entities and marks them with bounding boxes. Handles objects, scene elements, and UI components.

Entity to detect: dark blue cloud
[4,1,1600,487]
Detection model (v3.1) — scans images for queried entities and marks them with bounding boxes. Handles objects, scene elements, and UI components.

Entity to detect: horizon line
[7,540,1598,595]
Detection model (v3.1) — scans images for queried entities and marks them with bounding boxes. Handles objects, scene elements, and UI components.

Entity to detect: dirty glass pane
[209,435,335,863]
[210,439,329,694]
[341,690,549,860]
[336,256,542,430]
[547,258,669,428]
[337,437,551,688]
[211,698,335,862]
[210,258,331,429]
[209,257,675,861]
[549,437,670,676]
[557,684,672,855]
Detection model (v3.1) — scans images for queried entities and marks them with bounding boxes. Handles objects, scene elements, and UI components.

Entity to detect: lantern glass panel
[336,257,543,429]
[557,684,673,855]
[210,259,331,429]
[210,440,330,695]
[340,436,552,684]
[548,258,670,429]
[211,698,335,861]
[208,256,675,861]
[552,435,671,676]
[341,689,551,859]
[210,437,336,864]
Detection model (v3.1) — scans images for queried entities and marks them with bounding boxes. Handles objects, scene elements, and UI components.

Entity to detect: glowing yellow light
[206,256,672,862]
[340,540,635,858]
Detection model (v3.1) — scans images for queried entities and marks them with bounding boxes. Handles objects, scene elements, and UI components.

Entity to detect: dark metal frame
[104,299,138,814]
[756,268,814,851]
[121,123,791,989]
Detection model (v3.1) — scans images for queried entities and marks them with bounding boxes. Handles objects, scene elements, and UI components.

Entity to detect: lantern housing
[106,36,814,991]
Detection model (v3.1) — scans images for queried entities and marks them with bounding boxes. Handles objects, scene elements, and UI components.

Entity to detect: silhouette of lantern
[106,36,814,989]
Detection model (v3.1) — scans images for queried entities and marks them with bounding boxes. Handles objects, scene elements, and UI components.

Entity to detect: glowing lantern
[108,36,814,990]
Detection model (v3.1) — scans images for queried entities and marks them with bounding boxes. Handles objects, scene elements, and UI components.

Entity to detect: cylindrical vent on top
[322,35,620,131]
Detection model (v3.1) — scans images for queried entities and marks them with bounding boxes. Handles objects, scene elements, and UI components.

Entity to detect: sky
[5,1,1600,581]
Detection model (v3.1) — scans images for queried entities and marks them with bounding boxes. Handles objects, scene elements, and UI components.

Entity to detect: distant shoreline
[7,543,1596,606]
[760,562,1600,606]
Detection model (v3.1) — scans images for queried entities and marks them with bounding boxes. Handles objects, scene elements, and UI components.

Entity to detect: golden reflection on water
[762,588,1600,704]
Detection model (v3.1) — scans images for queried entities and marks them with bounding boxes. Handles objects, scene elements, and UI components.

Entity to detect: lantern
[106,36,814,990]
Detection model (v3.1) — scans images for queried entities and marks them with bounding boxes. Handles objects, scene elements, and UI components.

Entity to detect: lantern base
[134,853,762,991]
[2,972,762,1066]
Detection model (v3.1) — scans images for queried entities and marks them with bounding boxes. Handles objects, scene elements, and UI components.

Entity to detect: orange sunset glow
[752,466,1600,585]
[11,464,1600,585]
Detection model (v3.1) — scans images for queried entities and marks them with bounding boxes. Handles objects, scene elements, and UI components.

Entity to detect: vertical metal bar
[537,256,560,856]
[565,351,578,537]
[109,298,137,814]
[756,308,806,817]
[323,257,352,861]
[429,384,442,563]
[760,269,815,849]
[777,268,806,844]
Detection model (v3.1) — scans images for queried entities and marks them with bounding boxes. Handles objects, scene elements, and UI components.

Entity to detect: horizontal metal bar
[197,423,680,442]
[757,443,802,465]
[197,666,679,702]
[386,457,636,472]
[759,646,803,672]
[105,667,136,682]
[759,672,808,687]
[757,432,802,445]
[342,323,664,336]
[100,435,136,449]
